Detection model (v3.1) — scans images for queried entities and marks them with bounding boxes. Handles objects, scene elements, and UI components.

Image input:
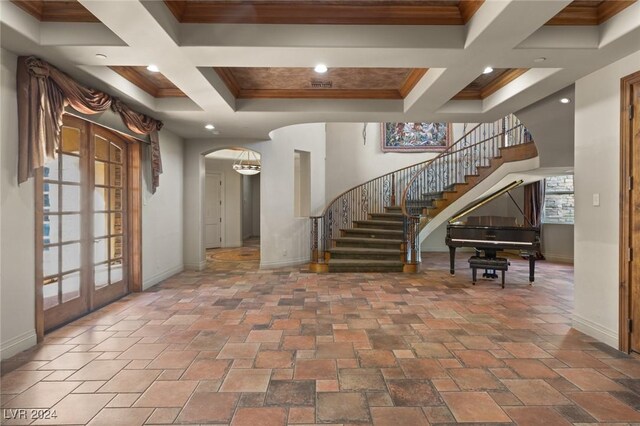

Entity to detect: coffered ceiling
[453,69,529,100]
[164,0,483,25]
[1,0,639,140]
[215,67,427,99]
[110,66,187,98]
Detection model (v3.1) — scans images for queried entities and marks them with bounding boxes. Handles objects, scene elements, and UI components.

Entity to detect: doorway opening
[204,148,261,270]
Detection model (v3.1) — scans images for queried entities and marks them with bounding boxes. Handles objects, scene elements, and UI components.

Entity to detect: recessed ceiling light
[95,53,107,60]
[483,66,494,74]
[560,98,571,104]
[314,64,328,73]
[205,124,215,130]
[534,57,546,63]
[146,64,160,73]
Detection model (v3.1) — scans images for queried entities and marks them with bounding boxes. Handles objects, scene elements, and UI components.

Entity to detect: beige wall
[573,49,640,347]
[324,122,473,203]
[142,129,185,290]
[0,49,185,359]
[1,49,37,359]
[184,123,326,270]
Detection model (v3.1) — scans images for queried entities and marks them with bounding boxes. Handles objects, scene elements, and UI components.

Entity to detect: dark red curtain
[17,56,164,193]
[524,180,545,259]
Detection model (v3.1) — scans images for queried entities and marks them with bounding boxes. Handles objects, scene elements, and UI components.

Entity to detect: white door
[205,173,223,248]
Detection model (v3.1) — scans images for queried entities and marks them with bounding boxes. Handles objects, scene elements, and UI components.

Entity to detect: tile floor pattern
[2,249,640,425]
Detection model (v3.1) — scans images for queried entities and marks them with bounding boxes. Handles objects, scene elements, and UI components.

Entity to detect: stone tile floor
[2,248,640,425]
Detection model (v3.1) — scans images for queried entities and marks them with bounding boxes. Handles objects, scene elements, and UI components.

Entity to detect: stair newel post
[402,215,420,269]
[412,215,420,265]
[310,216,319,263]
[402,215,409,264]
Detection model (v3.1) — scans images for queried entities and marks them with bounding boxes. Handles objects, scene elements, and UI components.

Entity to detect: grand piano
[445,180,541,283]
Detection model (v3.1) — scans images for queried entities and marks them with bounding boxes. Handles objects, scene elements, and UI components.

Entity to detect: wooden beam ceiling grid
[453,68,528,100]
[164,0,484,25]
[110,66,187,98]
[11,0,98,22]
[546,0,636,25]
[214,67,429,99]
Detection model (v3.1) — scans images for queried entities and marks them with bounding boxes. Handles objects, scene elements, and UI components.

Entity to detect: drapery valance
[17,56,164,192]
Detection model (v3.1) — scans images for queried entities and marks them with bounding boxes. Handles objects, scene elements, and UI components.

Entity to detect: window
[543,175,574,224]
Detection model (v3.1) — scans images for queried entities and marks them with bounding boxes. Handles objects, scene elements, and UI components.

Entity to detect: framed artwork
[381,122,452,152]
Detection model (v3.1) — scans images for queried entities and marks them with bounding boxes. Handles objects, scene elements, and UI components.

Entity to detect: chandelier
[233,150,261,175]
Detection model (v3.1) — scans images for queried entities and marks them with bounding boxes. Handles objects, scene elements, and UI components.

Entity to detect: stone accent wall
[544,175,574,224]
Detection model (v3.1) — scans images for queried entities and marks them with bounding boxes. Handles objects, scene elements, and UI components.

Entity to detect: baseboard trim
[573,313,618,348]
[184,260,206,271]
[143,264,184,290]
[543,253,574,264]
[260,257,308,269]
[1,330,37,360]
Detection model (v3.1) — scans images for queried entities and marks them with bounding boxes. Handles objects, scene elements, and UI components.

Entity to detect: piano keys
[445,180,541,283]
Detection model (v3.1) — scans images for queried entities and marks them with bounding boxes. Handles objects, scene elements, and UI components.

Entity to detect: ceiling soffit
[110,67,187,98]
[453,69,529,100]
[214,67,428,99]
[164,0,484,25]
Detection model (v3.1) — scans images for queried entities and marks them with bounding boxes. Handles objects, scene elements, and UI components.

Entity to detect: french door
[36,115,139,334]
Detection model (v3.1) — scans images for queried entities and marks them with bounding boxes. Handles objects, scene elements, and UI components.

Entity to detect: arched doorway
[203,148,261,270]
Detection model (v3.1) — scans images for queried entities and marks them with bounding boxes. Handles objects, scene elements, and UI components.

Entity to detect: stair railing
[310,114,530,268]
[400,114,532,219]
[310,160,427,266]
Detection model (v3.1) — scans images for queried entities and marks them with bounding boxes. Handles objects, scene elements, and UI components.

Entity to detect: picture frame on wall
[381,122,452,152]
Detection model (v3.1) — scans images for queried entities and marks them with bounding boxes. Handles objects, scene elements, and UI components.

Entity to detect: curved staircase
[328,206,405,272]
[310,115,537,273]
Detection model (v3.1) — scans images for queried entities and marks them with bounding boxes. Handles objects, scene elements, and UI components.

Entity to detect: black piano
[445,180,541,283]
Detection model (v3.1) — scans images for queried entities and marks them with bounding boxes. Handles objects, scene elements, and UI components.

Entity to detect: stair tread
[335,237,403,244]
[343,228,403,234]
[354,220,403,225]
[329,247,402,254]
[329,259,403,265]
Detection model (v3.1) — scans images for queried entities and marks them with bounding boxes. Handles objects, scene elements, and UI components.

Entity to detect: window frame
[542,175,575,225]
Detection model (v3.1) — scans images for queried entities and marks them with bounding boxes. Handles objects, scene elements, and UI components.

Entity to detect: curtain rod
[65,111,151,145]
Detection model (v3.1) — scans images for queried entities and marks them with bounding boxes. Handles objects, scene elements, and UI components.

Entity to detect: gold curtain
[17,56,164,193]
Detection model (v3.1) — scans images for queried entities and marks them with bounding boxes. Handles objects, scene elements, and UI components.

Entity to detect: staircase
[328,206,404,272]
[310,115,537,273]
[403,142,538,219]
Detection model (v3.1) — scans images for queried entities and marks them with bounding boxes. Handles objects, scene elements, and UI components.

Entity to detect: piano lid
[448,180,524,224]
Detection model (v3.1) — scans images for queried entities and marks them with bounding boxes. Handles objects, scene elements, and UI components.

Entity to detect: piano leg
[449,246,456,275]
[529,255,535,284]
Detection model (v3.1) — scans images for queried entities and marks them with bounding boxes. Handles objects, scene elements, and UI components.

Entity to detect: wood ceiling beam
[11,0,98,22]
[164,1,487,25]
[110,66,186,98]
[452,69,528,100]
[546,0,636,25]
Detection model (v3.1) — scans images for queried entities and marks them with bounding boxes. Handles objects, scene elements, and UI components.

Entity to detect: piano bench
[468,256,510,288]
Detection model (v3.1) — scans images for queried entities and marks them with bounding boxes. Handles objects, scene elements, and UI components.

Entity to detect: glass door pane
[40,118,89,331]
[92,131,127,299]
